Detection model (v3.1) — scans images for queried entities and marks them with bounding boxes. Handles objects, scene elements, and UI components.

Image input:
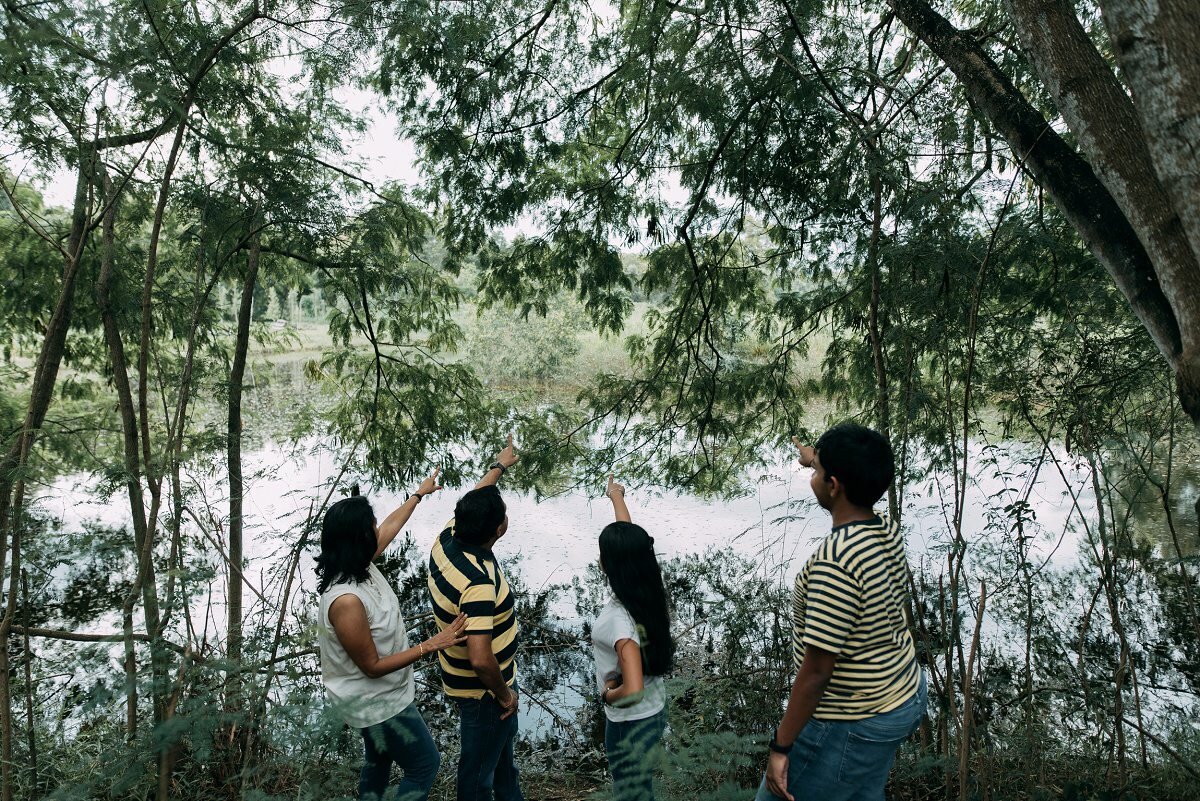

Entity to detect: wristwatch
[489,462,507,475]
[768,732,792,754]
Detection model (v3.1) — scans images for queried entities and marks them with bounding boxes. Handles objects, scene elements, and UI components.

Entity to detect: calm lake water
[35,429,1198,737]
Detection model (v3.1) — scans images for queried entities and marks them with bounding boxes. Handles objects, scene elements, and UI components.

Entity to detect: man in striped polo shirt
[428,436,523,801]
[759,422,927,801]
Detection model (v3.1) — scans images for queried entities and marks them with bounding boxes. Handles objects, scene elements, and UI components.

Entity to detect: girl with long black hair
[593,475,675,801]
[316,469,468,801]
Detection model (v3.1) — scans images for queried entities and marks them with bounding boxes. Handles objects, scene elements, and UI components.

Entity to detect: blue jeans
[756,673,928,801]
[605,710,666,801]
[360,704,440,801]
[455,692,524,801]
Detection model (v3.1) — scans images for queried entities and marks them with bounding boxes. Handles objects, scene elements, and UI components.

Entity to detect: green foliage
[465,293,586,385]
[3,0,1200,798]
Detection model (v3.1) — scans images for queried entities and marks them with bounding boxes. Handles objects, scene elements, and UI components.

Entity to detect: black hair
[454,485,506,547]
[814,422,895,508]
[315,495,376,593]
[599,521,675,676]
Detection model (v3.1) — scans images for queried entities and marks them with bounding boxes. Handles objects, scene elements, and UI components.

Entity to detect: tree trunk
[134,120,193,725]
[95,177,158,738]
[0,160,93,801]
[1004,0,1200,421]
[885,0,1200,423]
[226,227,260,703]
[1100,0,1200,419]
[1102,0,1200,264]
[21,570,36,796]
[866,173,891,442]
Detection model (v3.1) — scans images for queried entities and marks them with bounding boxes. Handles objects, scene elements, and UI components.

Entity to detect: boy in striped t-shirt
[427,435,524,801]
[759,423,927,801]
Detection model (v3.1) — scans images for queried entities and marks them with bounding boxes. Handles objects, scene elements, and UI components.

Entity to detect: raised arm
[606,475,631,523]
[792,436,816,468]
[474,433,518,490]
[375,468,443,559]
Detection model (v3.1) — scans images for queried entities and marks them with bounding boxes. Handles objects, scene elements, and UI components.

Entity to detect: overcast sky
[5,79,422,210]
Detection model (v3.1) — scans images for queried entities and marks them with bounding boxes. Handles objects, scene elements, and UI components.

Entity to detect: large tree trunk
[885,0,1200,422]
[1100,0,1200,419]
[1004,0,1200,422]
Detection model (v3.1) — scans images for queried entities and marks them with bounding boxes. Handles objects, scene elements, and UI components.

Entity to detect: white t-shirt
[318,563,415,727]
[592,598,667,722]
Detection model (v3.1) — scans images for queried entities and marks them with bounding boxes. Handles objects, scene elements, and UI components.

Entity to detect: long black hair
[599,521,674,676]
[316,495,375,593]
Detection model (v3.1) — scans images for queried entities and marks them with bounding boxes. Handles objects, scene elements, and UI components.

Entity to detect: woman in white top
[593,476,675,801]
[316,470,467,801]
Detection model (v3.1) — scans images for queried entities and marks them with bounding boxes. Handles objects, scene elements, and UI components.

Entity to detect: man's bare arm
[474,434,518,489]
[466,632,518,719]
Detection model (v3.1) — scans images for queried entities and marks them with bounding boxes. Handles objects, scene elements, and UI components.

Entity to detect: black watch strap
[407,492,423,503]
[489,462,507,474]
[768,736,792,754]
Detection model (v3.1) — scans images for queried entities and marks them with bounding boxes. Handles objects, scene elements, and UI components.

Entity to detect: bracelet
[489,462,507,475]
[419,641,426,657]
[768,733,792,754]
[407,493,423,503]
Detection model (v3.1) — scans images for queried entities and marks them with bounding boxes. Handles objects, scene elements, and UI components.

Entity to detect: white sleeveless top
[318,564,415,727]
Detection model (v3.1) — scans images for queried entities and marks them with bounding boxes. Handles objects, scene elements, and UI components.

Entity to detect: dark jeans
[360,704,441,801]
[604,710,666,801]
[756,673,928,801]
[454,692,524,801]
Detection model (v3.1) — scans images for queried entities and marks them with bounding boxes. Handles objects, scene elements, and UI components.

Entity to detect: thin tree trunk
[21,570,36,797]
[155,647,192,801]
[938,572,956,801]
[123,605,138,739]
[226,226,260,707]
[94,175,157,740]
[157,207,229,642]
[1086,451,1133,791]
[136,119,192,726]
[865,171,895,517]
[0,160,94,801]
[960,581,986,800]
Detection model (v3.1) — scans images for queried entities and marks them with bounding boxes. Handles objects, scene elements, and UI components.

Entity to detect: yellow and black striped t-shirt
[427,521,518,699]
[793,514,919,720]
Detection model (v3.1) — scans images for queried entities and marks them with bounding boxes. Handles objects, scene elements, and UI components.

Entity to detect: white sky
[6,82,422,210]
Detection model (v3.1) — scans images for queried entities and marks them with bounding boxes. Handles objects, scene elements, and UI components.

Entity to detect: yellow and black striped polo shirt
[427,520,518,699]
[793,514,920,720]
